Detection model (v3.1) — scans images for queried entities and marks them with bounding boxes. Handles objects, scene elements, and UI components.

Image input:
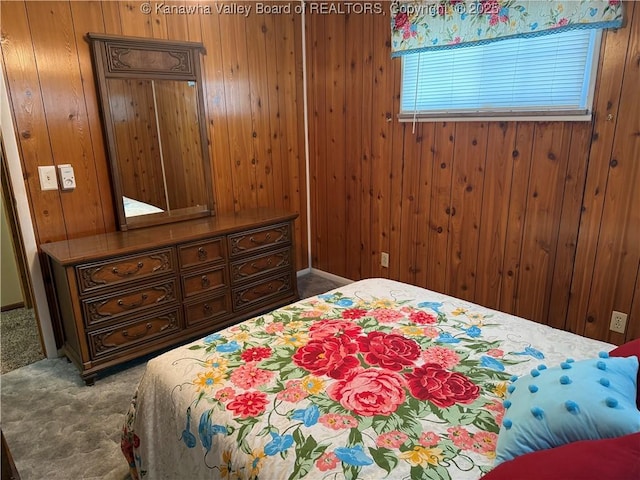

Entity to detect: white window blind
[401,29,601,121]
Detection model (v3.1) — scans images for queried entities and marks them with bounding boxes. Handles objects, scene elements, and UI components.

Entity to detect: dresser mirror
[87,33,214,230]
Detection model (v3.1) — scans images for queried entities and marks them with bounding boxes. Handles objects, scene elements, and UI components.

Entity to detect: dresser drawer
[88,307,181,359]
[184,292,231,327]
[182,265,226,299]
[77,249,174,294]
[230,248,291,285]
[232,273,292,311]
[228,223,290,258]
[82,278,179,328]
[178,237,225,269]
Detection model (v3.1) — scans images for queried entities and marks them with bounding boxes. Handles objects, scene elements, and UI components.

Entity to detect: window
[400,29,601,122]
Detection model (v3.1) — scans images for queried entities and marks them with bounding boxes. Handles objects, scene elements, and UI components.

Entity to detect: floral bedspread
[122,279,611,479]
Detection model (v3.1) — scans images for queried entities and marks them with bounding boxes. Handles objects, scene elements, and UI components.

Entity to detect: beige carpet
[1,308,44,374]
[1,357,144,480]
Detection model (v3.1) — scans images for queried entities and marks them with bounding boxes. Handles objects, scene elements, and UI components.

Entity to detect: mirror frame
[87,33,214,231]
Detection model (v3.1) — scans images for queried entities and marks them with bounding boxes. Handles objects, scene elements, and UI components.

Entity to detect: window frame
[399,30,603,123]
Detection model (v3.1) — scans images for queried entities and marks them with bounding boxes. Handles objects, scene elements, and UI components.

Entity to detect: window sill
[398,113,593,123]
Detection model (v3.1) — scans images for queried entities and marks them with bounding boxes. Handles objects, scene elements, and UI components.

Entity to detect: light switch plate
[38,165,58,191]
[58,164,76,190]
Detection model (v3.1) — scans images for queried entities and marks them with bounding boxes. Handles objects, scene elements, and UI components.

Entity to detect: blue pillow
[495,354,640,465]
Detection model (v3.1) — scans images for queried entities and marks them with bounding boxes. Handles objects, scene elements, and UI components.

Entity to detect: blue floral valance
[391,0,625,57]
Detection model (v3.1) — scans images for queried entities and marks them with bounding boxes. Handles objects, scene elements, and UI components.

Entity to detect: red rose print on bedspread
[293,336,360,379]
[241,346,272,363]
[230,363,274,390]
[309,319,362,340]
[341,308,368,320]
[409,310,437,325]
[369,308,404,324]
[226,391,269,418]
[357,332,420,370]
[327,369,406,416]
[405,363,480,408]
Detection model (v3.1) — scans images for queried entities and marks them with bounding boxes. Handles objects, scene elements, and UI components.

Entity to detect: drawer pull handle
[253,284,274,296]
[197,247,208,261]
[249,233,271,245]
[250,257,273,271]
[112,262,143,277]
[203,303,211,312]
[122,323,152,339]
[201,275,210,288]
[117,293,148,309]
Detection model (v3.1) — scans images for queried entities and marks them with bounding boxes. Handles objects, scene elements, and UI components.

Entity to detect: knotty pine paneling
[2,1,77,243]
[516,122,573,323]
[425,122,456,293]
[2,1,307,270]
[575,1,640,344]
[307,5,639,344]
[474,122,516,309]
[446,122,488,302]
[2,1,638,345]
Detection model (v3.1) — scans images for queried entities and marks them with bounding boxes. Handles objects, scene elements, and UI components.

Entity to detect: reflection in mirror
[106,79,208,219]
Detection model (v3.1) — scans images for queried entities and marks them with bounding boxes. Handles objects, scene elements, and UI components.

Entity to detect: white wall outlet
[381,252,389,268]
[609,311,628,334]
[57,164,76,190]
[38,165,58,191]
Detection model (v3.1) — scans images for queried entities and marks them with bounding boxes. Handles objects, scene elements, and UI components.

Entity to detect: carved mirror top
[88,33,204,79]
[87,33,214,231]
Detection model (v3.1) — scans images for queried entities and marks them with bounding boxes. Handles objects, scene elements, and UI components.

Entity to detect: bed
[121,279,640,479]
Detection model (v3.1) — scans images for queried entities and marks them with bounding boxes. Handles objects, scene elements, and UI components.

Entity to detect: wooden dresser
[41,209,298,384]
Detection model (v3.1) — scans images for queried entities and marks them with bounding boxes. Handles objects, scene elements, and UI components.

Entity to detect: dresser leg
[82,374,97,386]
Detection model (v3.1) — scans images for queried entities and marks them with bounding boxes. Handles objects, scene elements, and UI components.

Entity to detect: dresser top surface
[41,208,297,265]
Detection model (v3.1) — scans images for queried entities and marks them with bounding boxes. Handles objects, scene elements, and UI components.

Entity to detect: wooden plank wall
[1,0,307,269]
[307,3,640,344]
[2,1,638,346]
